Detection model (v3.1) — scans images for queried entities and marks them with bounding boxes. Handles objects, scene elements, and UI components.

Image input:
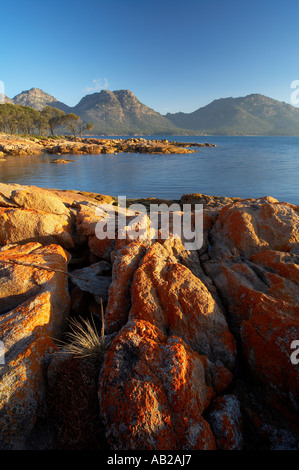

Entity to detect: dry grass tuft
[59,298,106,363]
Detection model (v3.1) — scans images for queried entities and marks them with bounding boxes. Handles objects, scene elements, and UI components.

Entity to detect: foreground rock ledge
[0,183,298,450]
[0,133,216,157]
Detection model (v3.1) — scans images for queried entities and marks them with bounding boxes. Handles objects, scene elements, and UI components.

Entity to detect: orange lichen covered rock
[129,238,236,370]
[210,198,299,258]
[105,240,150,334]
[0,184,74,250]
[75,204,116,260]
[0,242,70,323]
[0,134,43,156]
[0,337,57,449]
[0,242,70,448]
[0,182,297,449]
[10,188,70,216]
[99,319,216,450]
[198,197,299,439]
[240,294,299,404]
[207,394,243,450]
[250,249,299,290]
[180,193,241,208]
[204,254,299,412]
[0,207,73,249]
[75,203,156,261]
[99,237,236,450]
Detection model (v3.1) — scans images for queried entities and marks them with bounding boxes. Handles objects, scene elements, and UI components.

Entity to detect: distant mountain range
[68,89,183,135]
[7,88,182,135]
[11,88,71,114]
[165,94,299,136]
[3,88,299,136]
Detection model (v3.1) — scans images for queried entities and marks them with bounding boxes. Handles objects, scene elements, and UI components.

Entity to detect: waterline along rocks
[0,183,298,450]
[0,133,216,157]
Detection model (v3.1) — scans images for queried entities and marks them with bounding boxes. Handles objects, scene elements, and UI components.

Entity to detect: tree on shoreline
[78,120,94,137]
[63,114,94,137]
[0,103,87,137]
[63,113,81,137]
[41,106,66,135]
[0,104,41,134]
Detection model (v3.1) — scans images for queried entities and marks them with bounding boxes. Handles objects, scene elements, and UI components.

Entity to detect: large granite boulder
[0,242,70,449]
[98,238,236,450]
[204,197,299,416]
[0,185,74,249]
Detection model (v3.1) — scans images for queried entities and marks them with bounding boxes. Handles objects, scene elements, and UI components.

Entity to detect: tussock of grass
[59,298,106,363]
[63,316,105,361]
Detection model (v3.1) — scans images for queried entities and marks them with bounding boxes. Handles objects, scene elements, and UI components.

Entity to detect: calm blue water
[0,136,298,204]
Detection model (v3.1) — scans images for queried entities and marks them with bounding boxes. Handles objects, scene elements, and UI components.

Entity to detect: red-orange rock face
[0,206,73,249]
[99,238,236,450]
[0,186,74,250]
[99,319,217,450]
[75,204,116,260]
[99,197,299,450]
[204,198,299,416]
[0,242,70,449]
[0,182,298,450]
[0,242,70,325]
[105,240,150,334]
[210,197,299,258]
[0,337,57,449]
[129,239,236,370]
[206,262,299,412]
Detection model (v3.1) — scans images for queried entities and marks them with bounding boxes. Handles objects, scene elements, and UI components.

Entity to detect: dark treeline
[0,104,93,136]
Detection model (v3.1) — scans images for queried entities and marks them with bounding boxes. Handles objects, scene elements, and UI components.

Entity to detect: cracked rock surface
[0,184,298,450]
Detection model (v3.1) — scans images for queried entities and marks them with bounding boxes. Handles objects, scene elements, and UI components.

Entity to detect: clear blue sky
[1,0,299,113]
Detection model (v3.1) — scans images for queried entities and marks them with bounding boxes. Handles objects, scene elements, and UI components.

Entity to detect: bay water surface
[0,135,298,204]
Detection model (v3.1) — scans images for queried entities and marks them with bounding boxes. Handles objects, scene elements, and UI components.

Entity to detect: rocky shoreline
[0,133,216,158]
[0,183,298,450]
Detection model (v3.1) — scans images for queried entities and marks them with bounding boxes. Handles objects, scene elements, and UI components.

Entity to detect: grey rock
[71,262,112,300]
